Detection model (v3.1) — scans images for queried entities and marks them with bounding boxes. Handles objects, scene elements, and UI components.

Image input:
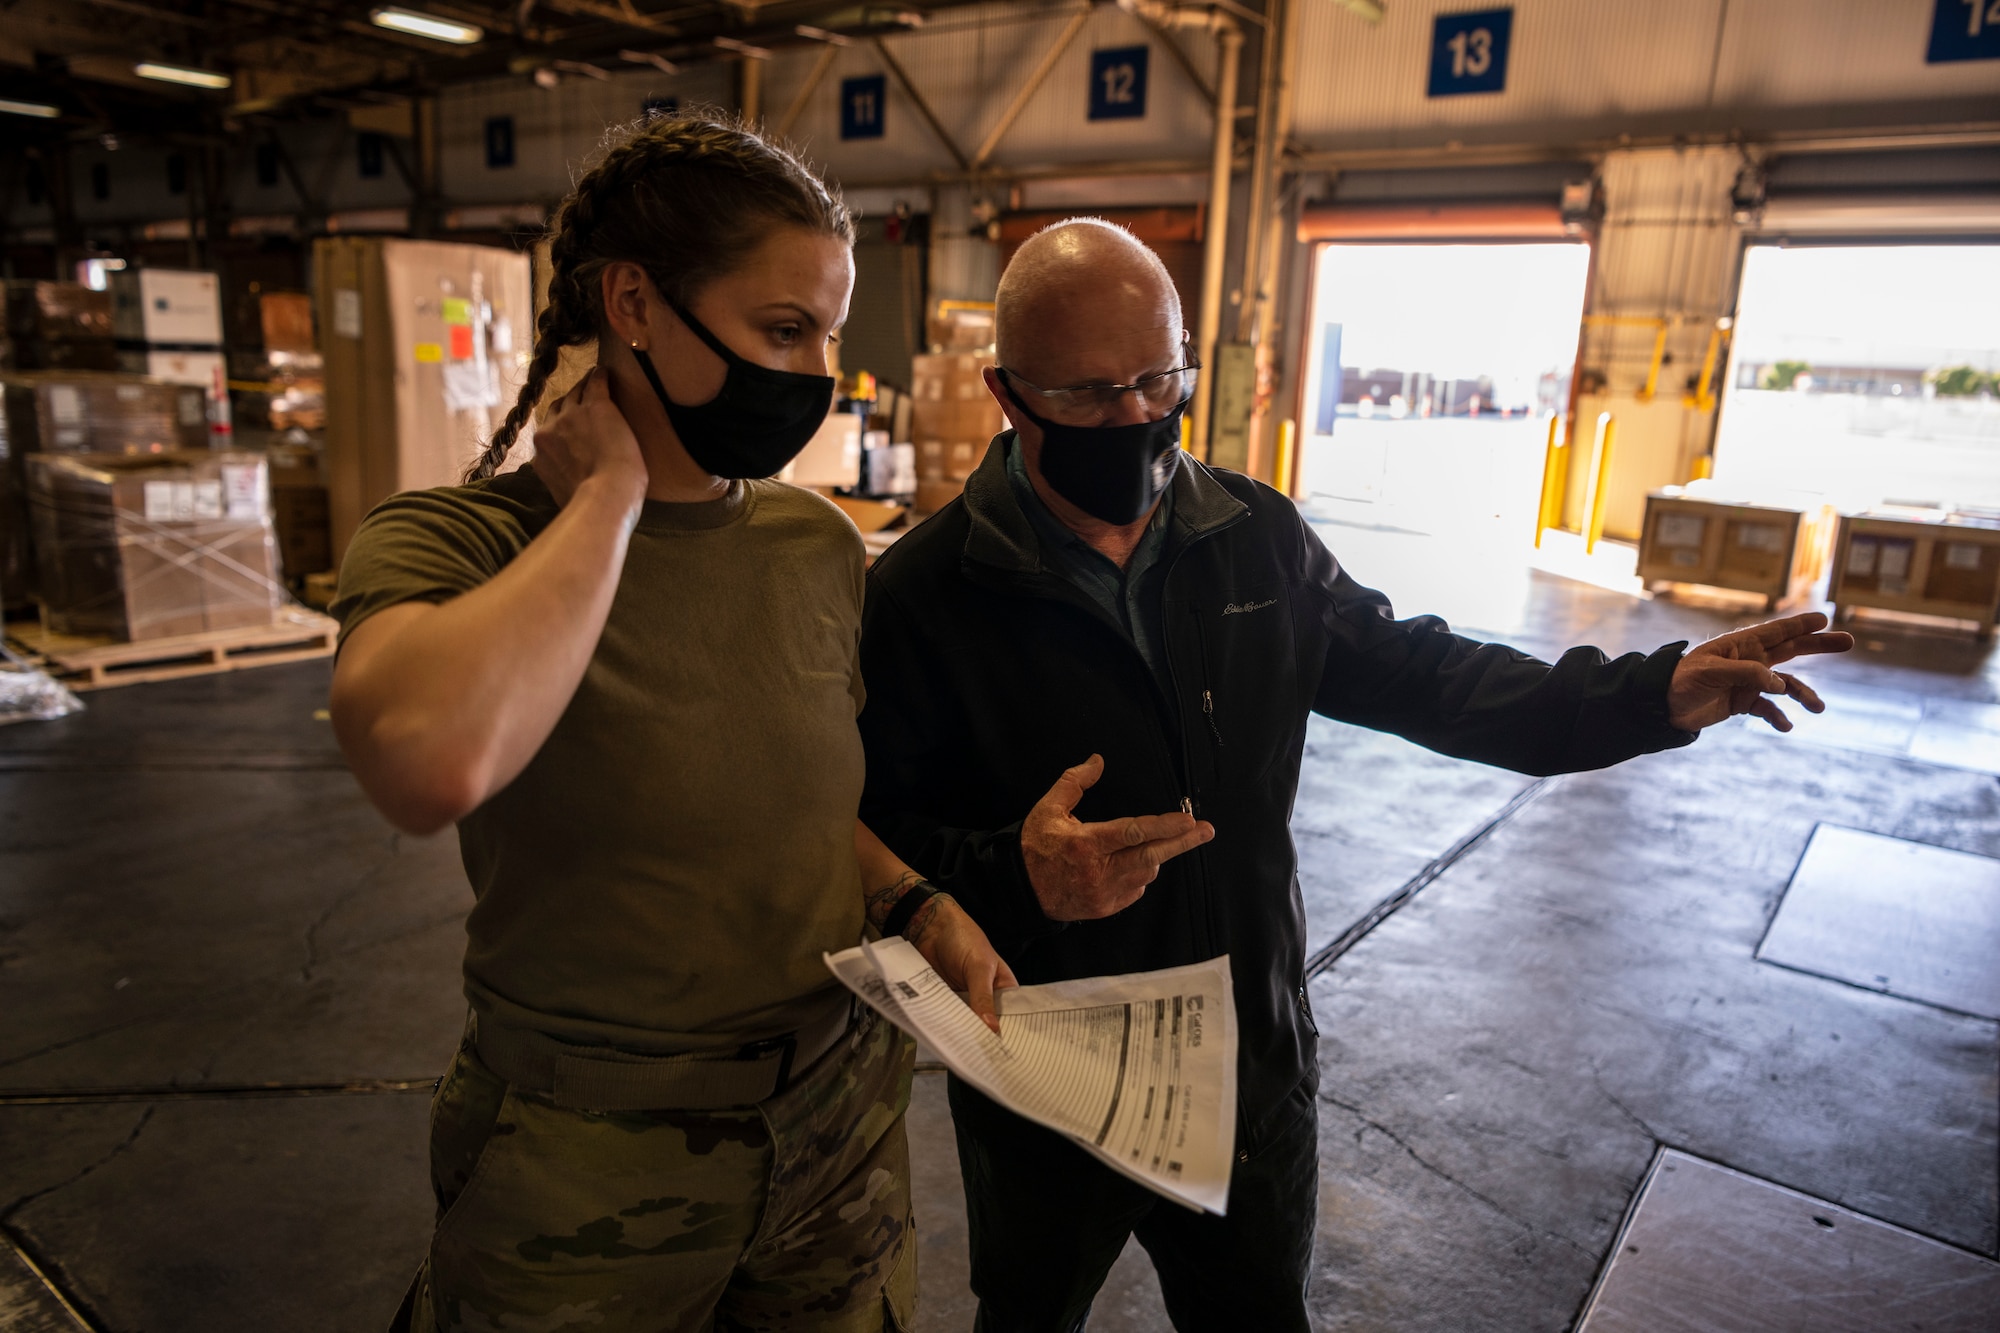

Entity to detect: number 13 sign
[1428,8,1513,97]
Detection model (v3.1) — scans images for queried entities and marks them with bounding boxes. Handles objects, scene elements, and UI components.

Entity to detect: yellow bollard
[1275,418,1297,498]
[1534,414,1567,548]
[1584,412,1616,555]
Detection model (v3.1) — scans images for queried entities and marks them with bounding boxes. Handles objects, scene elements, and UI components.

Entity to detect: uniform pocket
[428,1046,513,1233]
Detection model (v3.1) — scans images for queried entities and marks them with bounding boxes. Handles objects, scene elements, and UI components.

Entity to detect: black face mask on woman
[999,374,1188,526]
[630,297,834,480]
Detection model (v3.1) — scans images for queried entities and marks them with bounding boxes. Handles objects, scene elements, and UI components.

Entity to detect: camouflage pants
[405,1007,917,1332]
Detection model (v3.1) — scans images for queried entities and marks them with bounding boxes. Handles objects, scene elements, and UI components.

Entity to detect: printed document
[825,937,1237,1214]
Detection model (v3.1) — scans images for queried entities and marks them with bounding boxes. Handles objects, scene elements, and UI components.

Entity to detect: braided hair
[467,107,853,482]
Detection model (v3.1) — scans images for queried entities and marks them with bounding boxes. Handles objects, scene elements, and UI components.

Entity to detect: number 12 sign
[1089,46,1149,121]
[1428,8,1513,97]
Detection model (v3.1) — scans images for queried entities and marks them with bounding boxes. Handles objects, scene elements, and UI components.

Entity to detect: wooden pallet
[7,607,338,690]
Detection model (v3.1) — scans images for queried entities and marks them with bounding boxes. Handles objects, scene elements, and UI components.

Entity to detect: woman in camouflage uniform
[330,109,1011,1332]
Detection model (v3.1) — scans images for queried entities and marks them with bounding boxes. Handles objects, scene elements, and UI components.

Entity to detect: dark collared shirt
[1004,435,1176,691]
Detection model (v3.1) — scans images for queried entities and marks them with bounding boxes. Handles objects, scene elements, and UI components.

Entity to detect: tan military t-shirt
[332,467,867,1051]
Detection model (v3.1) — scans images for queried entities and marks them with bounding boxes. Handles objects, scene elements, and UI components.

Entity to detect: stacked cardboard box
[316,238,534,562]
[245,291,325,433]
[110,269,226,393]
[910,352,1004,496]
[0,372,211,608]
[267,444,332,581]
[2,282,117,372]
[28,451,281,641]
[927,301,996,354]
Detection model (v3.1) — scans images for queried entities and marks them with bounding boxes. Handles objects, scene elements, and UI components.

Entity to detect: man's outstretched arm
[1298,519,1850,774]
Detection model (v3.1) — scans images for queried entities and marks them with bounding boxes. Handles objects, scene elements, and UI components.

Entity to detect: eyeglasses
[997,343,1200,426]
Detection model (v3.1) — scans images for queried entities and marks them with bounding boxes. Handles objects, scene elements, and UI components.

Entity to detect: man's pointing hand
[1666,611,1855,733]
[1021,754,1215,922]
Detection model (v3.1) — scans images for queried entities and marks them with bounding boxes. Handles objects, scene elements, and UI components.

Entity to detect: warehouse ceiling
[0,0,982,140]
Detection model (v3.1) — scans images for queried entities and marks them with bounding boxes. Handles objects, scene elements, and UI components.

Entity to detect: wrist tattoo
[865,870,925,932]
[904,893,953,947]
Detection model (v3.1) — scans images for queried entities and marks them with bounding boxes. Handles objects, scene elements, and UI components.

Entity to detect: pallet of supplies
[0,371,212,609]
[26,451,283,643]
[910,352,1004,486]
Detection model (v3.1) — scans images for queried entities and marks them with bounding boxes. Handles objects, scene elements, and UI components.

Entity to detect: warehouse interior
[1,1,1998,1329]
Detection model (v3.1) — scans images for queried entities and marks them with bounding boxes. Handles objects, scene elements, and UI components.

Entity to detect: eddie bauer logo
[1222,599,1277,616]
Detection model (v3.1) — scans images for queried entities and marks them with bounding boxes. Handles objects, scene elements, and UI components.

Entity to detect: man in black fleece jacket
[857,220,1850,1333]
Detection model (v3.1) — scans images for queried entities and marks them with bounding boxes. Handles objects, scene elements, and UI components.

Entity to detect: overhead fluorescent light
[370,7,484,44]
[712,35,771,59]
[0,98,60,118]
[134,62,233,89]
[794,25,852,45]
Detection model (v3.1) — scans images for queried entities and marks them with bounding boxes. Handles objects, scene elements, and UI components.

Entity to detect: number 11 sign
[1428,7,1513,97]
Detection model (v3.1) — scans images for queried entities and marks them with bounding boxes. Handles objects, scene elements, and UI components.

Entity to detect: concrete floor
[2,540,1997,1330]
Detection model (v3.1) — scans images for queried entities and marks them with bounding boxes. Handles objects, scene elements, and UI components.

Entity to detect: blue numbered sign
[485,116,515,169]
[1929,0,2000,62]
[1428,8,1512,97]
[841,75,886,140]
[1089,46,1149,121]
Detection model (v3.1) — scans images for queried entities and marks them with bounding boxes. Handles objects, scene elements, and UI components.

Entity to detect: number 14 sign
[1428,7,1512,97]
[1928,0,2000,62]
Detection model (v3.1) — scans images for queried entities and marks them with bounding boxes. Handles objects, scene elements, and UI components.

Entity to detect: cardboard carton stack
[27,451,281,641]
[3,282,117,372]
[316,238,533,562]
[0,373,211,609]
[110,269,227,395]
[267,441,332,583]
[910,352,1004,513]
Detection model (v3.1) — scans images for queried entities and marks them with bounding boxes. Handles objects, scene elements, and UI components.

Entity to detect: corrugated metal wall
[1292,0,2000,153]
[763,2,1218,183]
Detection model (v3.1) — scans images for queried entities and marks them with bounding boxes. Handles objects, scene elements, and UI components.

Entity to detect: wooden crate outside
[1830,510,2000,639]
[1637,491,1829,611]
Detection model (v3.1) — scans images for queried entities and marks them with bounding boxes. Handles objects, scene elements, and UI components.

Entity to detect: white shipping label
[221,464,265,519]
[48,385,82,425]
[1878,541,1912,580]
[171,481,196,521]
[178,391,205,426]
[192,481,224,519]
[1846,539,1878,577]
[490,315,513,354]
[333,289,363,339]
[1734,523,1784,552]
[1657,514,1705,548]
[442,360,501,412]
[1944,542,1984,571]
[143,480,176,522]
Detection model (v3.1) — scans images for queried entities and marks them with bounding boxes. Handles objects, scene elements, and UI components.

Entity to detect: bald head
[995,220,1183,386]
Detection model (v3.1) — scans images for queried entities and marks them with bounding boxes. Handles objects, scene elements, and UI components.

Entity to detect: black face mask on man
[630,296,834,480]
[999,372,1187,526]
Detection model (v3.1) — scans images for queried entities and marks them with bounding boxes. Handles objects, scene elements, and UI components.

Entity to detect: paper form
[825,937,1237,1214]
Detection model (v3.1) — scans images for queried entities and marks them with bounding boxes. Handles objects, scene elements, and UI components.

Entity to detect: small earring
[630,339,641,350]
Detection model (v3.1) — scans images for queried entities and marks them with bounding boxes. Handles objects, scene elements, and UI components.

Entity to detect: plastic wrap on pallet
[0,641,83,726]
[25,452,283,642]
[0,372,214,609]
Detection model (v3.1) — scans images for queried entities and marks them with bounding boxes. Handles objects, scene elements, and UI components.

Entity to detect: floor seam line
[1303,775,1556,981]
